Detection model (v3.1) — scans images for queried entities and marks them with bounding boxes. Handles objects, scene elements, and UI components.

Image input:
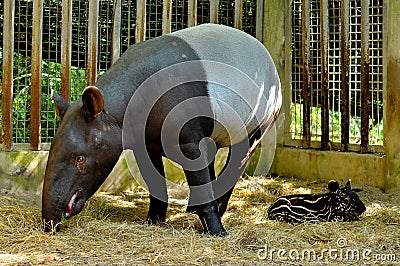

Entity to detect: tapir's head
[42,86,122,232]
[329,180,367,221]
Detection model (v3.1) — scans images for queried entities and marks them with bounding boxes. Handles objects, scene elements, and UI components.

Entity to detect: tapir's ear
[81,86,104,120]
[328,180,340,192]
[52,90,70,120]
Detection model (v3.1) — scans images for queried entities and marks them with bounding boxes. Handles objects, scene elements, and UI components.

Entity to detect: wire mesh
[197,0,211,24]
[290,0,384,147]
[328,0,342,142]
[13,0,33,144]
[172,0,188,31]
[120,0,136,53]
[219,0,235,27]
[242,0,256,36]
[41,0,62,143]
[1,0,261,146]
[368,0,384,145]
[70,0,89,102]
[147,0,163,39]
[291,0,303,140]
[98,0,114,71]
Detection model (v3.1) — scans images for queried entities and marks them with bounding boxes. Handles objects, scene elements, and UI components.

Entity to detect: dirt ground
[0,175,399,265]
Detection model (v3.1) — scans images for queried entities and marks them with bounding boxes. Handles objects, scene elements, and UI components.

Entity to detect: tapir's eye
[76,156,86,166]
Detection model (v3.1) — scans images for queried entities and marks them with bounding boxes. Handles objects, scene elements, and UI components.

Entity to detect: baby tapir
[267,180,366,224]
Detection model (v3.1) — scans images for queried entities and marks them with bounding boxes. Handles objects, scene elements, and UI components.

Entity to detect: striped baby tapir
[267,180,366,224]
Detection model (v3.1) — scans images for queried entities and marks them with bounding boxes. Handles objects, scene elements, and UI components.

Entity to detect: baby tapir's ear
[82,86,104,120]
[328,180,340,192]
[345,179,352,189]
[52,90,70,121]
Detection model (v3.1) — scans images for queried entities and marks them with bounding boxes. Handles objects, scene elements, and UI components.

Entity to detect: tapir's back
[170,24,281,146]
[98,24,281,147]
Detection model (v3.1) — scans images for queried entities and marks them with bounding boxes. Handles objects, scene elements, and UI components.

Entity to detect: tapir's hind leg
[145,153,168,224]
[214,140,250,217]
[181,143,226,236]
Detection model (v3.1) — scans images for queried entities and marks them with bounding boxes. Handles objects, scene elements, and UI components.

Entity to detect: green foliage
[1,52,87,143]
[290,103,384,146]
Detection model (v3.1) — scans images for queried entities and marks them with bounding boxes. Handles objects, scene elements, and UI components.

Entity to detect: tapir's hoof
[186,205,197,214]
[144,215,166,225]
[204,229,228,237]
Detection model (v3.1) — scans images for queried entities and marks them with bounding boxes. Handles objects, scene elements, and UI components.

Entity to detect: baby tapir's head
[329,179,366,221]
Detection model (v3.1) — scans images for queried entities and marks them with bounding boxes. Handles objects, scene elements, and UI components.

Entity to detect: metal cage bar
[162,0,172,34]
[61,0,73,102]
[255,0,263,41]
[290,0,384,153]
[340,0,350,151]
[234,0,243,29]
[360,0,370,153]
[2,0,15,150]
[112,0,122,64]
[188,0,198,27]
[136,0,146,42]
[30,0,44,150]
[301,0,311,148]
[210,0,219,23]
[87,0,99,85]
[320,0,329,150]
[1,0,262,149]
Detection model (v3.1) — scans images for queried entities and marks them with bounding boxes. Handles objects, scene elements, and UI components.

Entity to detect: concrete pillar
[385,0,400,192]
[262,0,287,146]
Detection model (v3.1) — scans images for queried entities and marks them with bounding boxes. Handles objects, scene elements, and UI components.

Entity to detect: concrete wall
[262,0,391,191]
[0,149,231,196]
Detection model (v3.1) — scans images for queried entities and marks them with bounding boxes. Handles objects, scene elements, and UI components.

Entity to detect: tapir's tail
[240,104,281,167]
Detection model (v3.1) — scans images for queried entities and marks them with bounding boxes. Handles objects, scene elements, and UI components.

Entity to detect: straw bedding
[0,176,399,265]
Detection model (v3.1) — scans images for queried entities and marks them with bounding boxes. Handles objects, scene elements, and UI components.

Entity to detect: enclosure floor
[0,176,399,265]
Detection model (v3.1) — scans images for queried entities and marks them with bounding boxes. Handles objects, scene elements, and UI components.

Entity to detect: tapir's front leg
[180,143,226,236]
[146,153,168,224]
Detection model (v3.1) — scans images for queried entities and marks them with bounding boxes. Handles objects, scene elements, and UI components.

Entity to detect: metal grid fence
[290,0,384,152]
[1,0,260,149]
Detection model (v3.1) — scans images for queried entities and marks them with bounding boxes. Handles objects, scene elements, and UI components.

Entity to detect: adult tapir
[42,24,282,236]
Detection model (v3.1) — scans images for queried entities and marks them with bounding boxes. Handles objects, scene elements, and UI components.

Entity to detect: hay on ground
[0,176,399,265]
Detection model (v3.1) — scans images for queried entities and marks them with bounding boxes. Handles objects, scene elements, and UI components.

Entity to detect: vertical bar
[210,0,219,24]
[30,0,44,151]
[127,0,132,47]
[340,0,350,151]
[112,0,122,64]
[255,0,264,42]
[385,0,400,191]
[136,0,146,43]
[2,0,15,151]
[188,0,197,27]
[302,0,311,148]
[360,0,370,153]
[162,0,172,35]
[88,0,99,86]
[234,0,243,29]
[61,0,73,101]
[283,0,293,143]
[320,0,329,149]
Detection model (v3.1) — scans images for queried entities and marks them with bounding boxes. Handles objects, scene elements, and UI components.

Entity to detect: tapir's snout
[42,172,89,233]
[63,189,87,219]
